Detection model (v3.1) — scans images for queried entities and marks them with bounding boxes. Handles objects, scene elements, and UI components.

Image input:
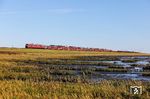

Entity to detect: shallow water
[56,56,150,82]
[83,56,150,81]
[104,73,150,81]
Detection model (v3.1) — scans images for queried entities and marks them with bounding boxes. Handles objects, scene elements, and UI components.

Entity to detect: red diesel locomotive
[25,44,47,49]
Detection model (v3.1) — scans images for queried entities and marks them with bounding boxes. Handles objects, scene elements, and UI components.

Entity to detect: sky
[0,0,150,53]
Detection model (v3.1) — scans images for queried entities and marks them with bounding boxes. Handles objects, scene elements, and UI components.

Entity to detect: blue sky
[0,0,150,52]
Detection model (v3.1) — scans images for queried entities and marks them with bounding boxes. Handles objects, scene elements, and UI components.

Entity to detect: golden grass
[0,80,149,99]
[0,48,149,99]
[0,48,149,60]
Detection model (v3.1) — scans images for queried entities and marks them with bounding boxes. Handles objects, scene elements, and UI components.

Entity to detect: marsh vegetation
[0,48,150,99]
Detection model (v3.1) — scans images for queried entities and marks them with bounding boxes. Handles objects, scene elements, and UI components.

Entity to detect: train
[25,44,135,53]
[25,44,114,52]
